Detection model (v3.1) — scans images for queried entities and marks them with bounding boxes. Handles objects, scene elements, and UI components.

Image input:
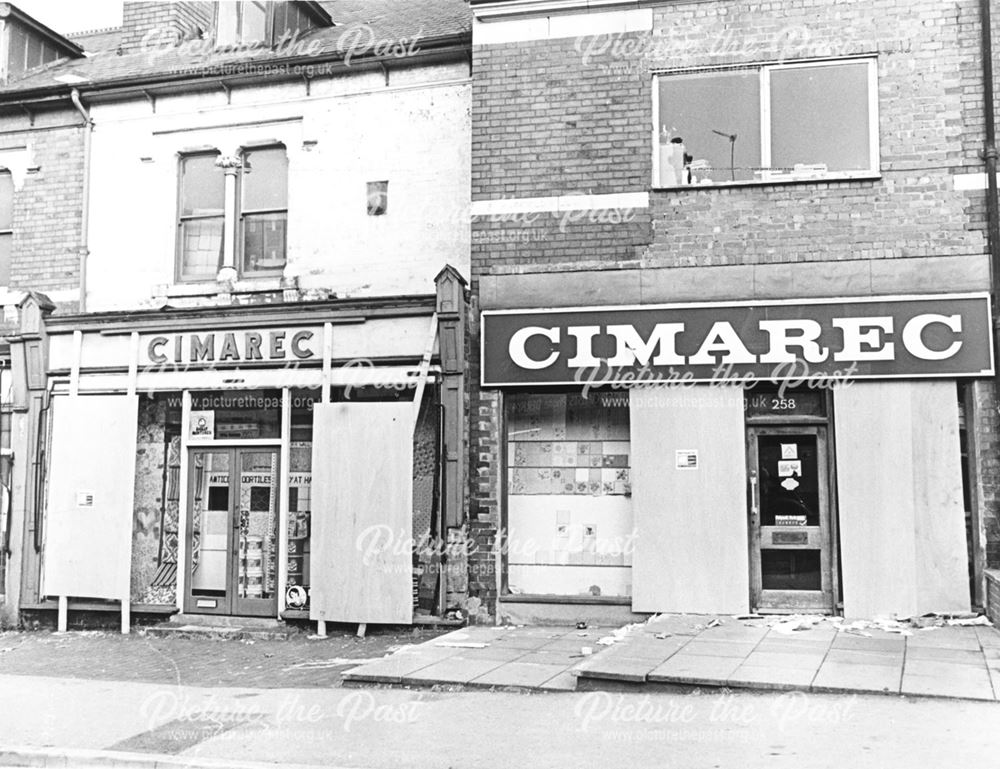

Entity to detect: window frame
[0,169,13,288]
[215,1,273,48]
[236,143,289,277]
[651,56,880,190]
[175,150,225,285]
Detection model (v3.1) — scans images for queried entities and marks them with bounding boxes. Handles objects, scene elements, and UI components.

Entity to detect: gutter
[0,32,472,107]
[69,89,91,313]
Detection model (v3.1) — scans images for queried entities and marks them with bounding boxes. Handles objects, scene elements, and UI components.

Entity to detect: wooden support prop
[121,598,130,635]
[412,314,438,420]
[316,619,327,638]
[57,596,68,632]
[357,622,367,639]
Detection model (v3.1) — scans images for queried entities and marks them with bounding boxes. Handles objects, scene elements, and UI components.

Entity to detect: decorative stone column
[215,153,242,284]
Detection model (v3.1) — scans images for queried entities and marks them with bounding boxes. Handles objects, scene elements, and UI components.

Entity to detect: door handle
[749,473,759,526]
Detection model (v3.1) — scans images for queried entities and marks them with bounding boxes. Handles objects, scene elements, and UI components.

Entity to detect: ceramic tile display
[505,394,635,598]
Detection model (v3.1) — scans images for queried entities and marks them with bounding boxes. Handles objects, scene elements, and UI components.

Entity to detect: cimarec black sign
[480,294,995,387]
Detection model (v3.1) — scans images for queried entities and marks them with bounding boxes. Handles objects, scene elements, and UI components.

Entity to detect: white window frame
[652,56,880,189]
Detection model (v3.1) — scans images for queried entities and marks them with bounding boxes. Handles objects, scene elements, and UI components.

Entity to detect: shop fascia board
[0,37,471,115]
[43,294,438,336]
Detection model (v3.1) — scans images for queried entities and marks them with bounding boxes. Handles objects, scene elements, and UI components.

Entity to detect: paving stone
[695,624,769,643]
[975,627,1000,647]
[678,640,757,659]
[647,653,743,686]
[987,665,1000,700]
[539,635,605,652]
[538,670,579,691]
[905,628,981,650]
[487,636,557,650]
[575,656,657,683]
[905,646,985,666]
[341,653,448,684]
[902,662,995,701]
[403,657,508,685]
[823,649,903,667]
[727,664,817,691]
[740,651,826,671]
[612,637,690,660]
[831,635,906,653]
[438,645,530,662]
[811,661,901,695]
[643,615,717,636]
[512,649,582,666]
[754,638,833,655]
[470,661,569,688]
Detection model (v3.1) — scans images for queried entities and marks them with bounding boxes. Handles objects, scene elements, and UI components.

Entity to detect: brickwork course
[468,0,1000,614]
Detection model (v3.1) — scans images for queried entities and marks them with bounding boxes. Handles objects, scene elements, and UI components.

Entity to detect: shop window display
[505,392,634,598]
[130,393,183,605]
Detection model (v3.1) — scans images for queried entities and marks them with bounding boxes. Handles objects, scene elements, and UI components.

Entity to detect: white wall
[85,64,471,311]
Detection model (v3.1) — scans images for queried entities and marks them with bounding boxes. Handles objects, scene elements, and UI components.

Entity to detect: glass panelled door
[747,427,834,614]
[185,448,279,617]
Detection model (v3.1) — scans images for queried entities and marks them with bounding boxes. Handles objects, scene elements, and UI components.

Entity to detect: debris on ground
[947,615,991,627]
[596,622,645,646]
[284,657,384,671]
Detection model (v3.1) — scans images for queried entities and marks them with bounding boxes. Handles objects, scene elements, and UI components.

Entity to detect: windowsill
[653,173,881,192]
[161,276,287,298]
[499,593,632,605]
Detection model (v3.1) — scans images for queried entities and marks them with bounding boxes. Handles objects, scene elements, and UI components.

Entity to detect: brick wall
[469,0,1000,616]
[0,110,85,305]
[987,571,1000,625]
[120,1,214,54]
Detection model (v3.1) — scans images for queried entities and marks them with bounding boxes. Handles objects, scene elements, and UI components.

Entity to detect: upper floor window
[216,2,268,47]
[0,171,14,286]
[655,58,878,188]
[214,2,323,48]
[177,145,288,283]
[239,147,288,275]
[178,152,224,282]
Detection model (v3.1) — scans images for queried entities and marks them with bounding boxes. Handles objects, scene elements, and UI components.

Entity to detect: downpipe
[69,89,92,314]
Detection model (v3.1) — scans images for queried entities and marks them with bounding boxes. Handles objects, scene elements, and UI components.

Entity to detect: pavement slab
[811,660,902,695]
[575,655,658,683]
[469,661,568,689]
[727,663,818,691]
[402,656,508,685]
[679,640,759,658]
[905,646,985,666]
[647,653,744,686]
[902,661,996,701]
[740,651,826,671]
[906,628,983,650]
[823,648,905,667]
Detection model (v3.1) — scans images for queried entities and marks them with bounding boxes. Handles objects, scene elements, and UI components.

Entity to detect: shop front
[18,270,469,630]
[482,293,993,618]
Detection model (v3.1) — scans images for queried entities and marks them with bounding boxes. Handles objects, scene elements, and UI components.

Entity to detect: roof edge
[0,2,85,58]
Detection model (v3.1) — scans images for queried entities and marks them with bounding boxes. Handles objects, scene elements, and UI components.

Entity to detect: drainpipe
[69,89,92,313]
[981,0,1000,601]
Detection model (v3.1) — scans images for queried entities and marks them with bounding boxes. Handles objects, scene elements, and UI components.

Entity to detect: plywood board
[43,395,139,600]
[834,381,969,618]
[310,402,415,624]
[911,382,970,613]
[630,385,749,614]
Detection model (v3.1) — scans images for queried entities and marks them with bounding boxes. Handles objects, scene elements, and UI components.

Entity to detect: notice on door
[676,450,699,470]
[778,460,802,477]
